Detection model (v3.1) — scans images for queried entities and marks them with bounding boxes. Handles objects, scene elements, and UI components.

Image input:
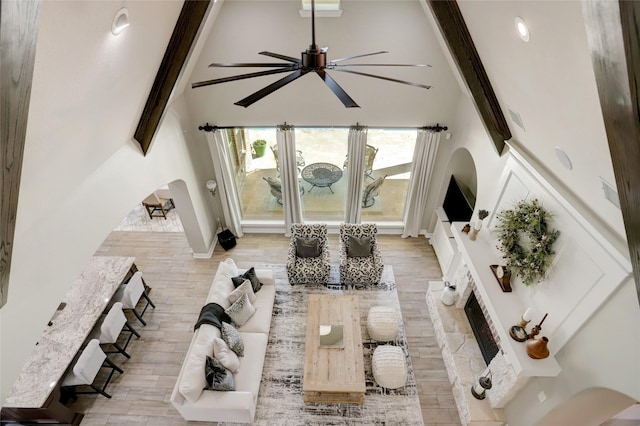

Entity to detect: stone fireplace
[426,219,562,425]
[464,292,499,366]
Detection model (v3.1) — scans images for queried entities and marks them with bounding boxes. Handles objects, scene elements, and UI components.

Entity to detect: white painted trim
[506,141,631,269]
[192,229,220,259]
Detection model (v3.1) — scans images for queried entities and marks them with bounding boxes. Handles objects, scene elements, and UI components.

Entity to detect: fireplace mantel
[451,222,561,377]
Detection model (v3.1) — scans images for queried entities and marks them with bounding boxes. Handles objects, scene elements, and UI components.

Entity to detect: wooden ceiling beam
[425,0,512,155]
[0,0,42,308]
[134,0,212,155]
[582,0,640,302]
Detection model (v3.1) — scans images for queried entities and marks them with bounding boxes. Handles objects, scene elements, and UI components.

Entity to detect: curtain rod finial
[422,123,448,132]
[198,122,217,132]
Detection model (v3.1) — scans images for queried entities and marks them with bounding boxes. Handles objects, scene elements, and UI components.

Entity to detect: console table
[1,256,137,425]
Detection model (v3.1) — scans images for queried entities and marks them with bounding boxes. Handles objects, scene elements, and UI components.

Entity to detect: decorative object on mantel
[509,307,533,342]
[461,223,471,234]
[496,199,560,285]
[490,265,512,292]
[470,370,492,400]
[527,312,548,340]
[440,280,458,306]
[526,336,550,359]
[469,209,489,241]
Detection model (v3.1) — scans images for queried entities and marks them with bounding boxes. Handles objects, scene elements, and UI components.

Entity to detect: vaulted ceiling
[5,1,638,299]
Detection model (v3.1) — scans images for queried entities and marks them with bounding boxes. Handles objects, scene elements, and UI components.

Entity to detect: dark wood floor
[70,231,461,425]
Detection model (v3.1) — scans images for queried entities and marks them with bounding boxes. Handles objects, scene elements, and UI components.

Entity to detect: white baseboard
[192,229,220,259]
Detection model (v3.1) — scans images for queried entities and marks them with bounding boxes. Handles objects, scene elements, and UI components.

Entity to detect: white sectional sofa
[170,259,275,423]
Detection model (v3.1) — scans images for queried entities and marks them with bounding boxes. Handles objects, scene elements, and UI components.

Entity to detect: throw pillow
[296,237,321,258]
[347,235,373,257]
[233,267,263,293]
[212,337,240,373]
[227,279,256,305]
[217,258,239,281]
[225,293,256,327]
[221,322,244,357]
[205,356,235,391]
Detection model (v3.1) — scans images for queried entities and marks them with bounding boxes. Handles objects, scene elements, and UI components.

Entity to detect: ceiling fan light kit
[192,0,432,108]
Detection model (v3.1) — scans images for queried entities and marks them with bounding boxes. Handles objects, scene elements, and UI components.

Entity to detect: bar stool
[111,271,155,326]
[90,302,140,358]
[61,339,123,399]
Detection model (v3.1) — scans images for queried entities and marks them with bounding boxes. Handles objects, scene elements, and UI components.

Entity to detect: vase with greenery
[469,209,489,241]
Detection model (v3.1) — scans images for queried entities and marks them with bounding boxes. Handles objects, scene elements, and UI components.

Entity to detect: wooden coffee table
[303,294,365,404]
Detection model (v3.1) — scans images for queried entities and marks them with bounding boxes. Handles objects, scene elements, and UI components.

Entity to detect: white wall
[185,0,460,127]
[504,277,640,426]
[0,1,217,402]
[430,96,640,426]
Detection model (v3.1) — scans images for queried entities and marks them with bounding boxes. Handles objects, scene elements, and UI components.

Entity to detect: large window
[362,129,416,222]
[236,127,416,223]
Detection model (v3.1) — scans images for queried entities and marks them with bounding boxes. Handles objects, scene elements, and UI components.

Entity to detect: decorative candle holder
[528,313,548,340]
[509,308,533,342]
[470,370,492,400]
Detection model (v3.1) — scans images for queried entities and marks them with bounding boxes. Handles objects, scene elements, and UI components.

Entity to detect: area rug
[221,265,424,426]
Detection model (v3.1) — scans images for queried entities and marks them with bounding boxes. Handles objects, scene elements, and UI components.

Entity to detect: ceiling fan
[191,0,432,108]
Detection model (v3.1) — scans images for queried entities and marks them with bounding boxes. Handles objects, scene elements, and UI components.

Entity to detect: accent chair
[339,223,384,285]
[286,223,330,284]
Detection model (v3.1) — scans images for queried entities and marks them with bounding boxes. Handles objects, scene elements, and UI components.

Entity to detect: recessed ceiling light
[515,17,530,42]
[111,8,130,35]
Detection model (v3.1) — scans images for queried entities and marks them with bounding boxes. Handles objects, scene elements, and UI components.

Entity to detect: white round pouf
[372,345,407,389]
[367,306,399,342]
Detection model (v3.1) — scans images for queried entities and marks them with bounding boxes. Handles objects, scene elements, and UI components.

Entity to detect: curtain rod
[198,123,448,132]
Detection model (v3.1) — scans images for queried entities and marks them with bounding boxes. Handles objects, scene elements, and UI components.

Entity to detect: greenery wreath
[496,199,560,286]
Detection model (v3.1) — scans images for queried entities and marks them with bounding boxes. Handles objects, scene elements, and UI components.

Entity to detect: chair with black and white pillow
[286,223,330,284]
[339,223,384,285]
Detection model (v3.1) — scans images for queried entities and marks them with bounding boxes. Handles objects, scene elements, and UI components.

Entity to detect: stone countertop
[4,256,135,408]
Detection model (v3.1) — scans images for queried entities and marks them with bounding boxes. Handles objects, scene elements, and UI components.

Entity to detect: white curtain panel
[344,125,368,223]
[206,130,244,238]
[402,130,441,238]
[276,125,303,235]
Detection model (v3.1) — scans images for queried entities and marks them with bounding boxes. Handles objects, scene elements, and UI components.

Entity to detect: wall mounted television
[442,175,475,222]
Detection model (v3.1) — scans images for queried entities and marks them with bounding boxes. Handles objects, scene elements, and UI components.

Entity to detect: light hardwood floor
[71,231,461,426]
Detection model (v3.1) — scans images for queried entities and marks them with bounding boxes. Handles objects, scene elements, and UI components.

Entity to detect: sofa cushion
[228,280,256,305]
[178,325,217,403]
[221,322,244,357]
[238,284,275,334]
[205,356,236,391]
[225,293,256,327]
[213,337,240,373]
[206,259,239,308]
[235,332,269,399]
[233,267,263,293]
[218,258,239,280]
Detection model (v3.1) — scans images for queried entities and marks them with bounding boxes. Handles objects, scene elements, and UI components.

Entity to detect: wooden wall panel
[134,0,212,155]
[426,0,512,155]
[582,0,640,303]
[0,0,42,307]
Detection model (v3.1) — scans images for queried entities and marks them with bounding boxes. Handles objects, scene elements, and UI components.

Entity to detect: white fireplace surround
[428,150,632,425]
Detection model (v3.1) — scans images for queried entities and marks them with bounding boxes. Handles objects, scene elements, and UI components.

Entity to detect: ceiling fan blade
[316,70,359,108]
[331,63,432,67]
[329,51,389,63]
[192,67,297,89]
[332,68,432,90]
[259,51,301,63]
[209,62,299,68]
[235,69,310,108]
